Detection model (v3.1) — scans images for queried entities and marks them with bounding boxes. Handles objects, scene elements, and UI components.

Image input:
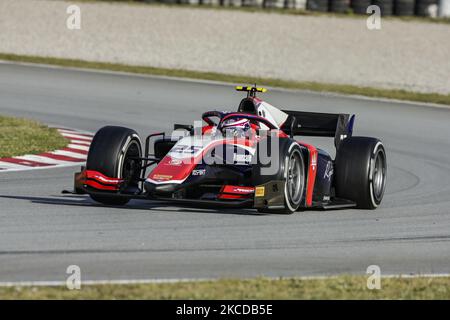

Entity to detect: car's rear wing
[281,110,355,148]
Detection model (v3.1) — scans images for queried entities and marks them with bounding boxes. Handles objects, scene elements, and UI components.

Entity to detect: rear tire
[86,126,142,206]
[335,137,387,209]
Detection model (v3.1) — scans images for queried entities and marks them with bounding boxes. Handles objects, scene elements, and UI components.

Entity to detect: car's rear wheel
[335,137,387,209]
[86,126,142,206]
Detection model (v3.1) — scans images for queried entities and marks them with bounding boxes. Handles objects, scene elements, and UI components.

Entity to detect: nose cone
[147,155,197,183]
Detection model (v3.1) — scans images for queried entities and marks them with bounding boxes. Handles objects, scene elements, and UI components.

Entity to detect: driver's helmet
[221,118,251,138]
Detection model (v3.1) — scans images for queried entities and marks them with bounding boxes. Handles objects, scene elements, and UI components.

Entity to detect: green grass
[0,115,68,158]
[1,276,449,299]
[1,53,450,106]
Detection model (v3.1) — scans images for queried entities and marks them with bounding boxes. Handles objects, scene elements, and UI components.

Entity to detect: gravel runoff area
[0,0,449,94]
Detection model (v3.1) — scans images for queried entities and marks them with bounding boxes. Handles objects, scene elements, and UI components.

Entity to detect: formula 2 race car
[69,86,387,213]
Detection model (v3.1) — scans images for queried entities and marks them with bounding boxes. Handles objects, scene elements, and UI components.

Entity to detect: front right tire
[282,143,305,213]
[254,138,305,214]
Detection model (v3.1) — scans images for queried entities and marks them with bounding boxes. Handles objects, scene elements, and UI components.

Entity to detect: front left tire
[86,126,142,206]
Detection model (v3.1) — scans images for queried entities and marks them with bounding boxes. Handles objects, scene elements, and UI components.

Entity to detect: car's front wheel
[255,138,305,214]
[282,143,305,213]
[86,126,142,206]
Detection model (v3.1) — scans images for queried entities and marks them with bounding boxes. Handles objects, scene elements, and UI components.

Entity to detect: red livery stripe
[85,170,123,185]
[85,180,118,191]
[299,142,318,207]
[218,194,248,200]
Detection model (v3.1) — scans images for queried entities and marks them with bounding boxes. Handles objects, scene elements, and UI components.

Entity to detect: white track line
[0,278,211,287]
[0,273,449,287]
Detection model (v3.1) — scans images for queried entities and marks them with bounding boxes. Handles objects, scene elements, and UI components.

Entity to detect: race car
[69,85,387,213]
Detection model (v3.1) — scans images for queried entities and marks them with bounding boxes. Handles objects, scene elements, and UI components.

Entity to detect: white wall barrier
[439,0,450,17]
[151,0,450,17]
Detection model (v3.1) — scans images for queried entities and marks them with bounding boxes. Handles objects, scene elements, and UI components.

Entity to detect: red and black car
[70,86,387,214]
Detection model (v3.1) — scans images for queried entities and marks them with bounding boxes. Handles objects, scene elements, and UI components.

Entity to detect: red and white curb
[0,127,93,172]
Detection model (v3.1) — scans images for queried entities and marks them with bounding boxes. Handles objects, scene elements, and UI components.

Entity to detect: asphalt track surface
[0,63,449,282]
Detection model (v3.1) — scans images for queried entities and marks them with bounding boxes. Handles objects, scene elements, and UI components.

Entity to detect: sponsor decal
[152,174,173,181]
[324,161,333,181]
[167,158,183,166]
[192,169,206,176]
[232,187,254,194]
[255,186,265,197]
[221,185,255,196]
[171,145,202,154]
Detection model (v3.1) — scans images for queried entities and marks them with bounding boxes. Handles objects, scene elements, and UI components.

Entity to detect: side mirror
[174,124,194,132]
